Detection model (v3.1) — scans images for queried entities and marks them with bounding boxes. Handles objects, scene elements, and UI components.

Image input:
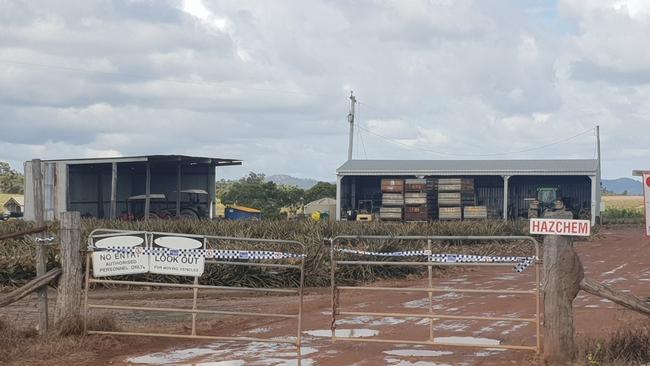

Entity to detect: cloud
[0,0,648,180]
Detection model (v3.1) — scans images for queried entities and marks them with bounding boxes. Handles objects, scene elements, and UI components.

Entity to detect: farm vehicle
[120,189,210,220]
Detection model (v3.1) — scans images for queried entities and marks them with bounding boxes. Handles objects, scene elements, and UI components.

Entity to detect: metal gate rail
[329,235,540,353]
[83,229,305,347]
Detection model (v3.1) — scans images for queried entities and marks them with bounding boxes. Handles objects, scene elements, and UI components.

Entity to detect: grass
[601,196,645,224]
[577,319,650,366]
[0,315,119,365]
[602,196,644,211]
[0,219,534,289]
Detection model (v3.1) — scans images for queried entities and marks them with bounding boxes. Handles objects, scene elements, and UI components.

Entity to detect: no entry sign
[91,234,148,277]
[529,218,591,237]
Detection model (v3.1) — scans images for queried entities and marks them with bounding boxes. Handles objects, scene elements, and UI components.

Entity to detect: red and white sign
[643,172,650,236]
[529,218,591,236]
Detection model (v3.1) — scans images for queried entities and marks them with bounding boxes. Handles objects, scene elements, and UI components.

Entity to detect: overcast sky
[1,0,649,181]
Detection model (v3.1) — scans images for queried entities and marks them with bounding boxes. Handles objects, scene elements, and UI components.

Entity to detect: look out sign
[150,235,205,276]
[529,218,591,236]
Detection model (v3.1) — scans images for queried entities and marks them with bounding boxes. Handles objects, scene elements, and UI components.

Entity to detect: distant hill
[602,178,643,195]
[266,175,319,189]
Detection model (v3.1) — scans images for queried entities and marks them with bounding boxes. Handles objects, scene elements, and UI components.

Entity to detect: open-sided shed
[336,159,601,225]
[24,155,241,220]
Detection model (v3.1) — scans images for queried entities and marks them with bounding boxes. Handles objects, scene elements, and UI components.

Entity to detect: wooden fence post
[55,212,82,326]
[31,158,49,336]
[542,210,584,364]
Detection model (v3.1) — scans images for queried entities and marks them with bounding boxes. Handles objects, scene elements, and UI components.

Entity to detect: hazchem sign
[149,235,205,276]
[91,235,148,277]
[529,218,591,237]
[643,172,650,236]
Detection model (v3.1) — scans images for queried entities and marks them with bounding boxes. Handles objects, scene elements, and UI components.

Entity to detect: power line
[357,124,596,158]
[356,102,368,159]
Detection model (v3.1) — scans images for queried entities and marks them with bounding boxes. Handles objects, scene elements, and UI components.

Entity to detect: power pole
[347,91,356,161]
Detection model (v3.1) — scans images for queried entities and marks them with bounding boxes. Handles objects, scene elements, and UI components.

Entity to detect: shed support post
[109,162,117,219]
[144,162,151,222]
[176,163,181,217]
[208,165,215,219]
[589,176,596,226]
[336,175,342,221]
[502,175,510,220]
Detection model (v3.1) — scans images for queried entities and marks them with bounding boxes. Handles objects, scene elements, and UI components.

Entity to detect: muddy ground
[2,226,649,365]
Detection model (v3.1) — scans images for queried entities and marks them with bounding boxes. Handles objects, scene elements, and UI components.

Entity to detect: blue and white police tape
[334,248,535,272]
[101,246,304,260]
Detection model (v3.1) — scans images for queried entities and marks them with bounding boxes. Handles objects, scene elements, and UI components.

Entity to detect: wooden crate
[405,178,427,192]
[464,206,488,220]
[382,193,404,206]
[381,179,404,193]
[380,207,402,221]
[438,192,461,206]
[439,206,462,220]
[404,192,427,205]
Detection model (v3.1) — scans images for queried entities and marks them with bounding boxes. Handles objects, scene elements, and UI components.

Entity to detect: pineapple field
[0,219,534,289]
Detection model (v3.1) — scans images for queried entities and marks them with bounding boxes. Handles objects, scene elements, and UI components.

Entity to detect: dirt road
[4,226,649,365]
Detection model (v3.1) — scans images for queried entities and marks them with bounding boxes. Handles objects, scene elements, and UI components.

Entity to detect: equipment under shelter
[336,159,601,226]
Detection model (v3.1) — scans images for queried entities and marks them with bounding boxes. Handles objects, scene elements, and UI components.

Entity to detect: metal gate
[329,235,540,353]
[83,229,305,347]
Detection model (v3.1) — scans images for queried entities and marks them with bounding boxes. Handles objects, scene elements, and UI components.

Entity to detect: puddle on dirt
[127,343,317,366]
[304,328,379,338]
[604,277,626,284]
[403,294,462,308]
[384,349,454,357]
[434,336,500,346]
[337,315,413,326]
[603,264,626,275]
[183,361,246,366]
[128,348,216,364]
[384,358,452,366]
[246,327,271,334]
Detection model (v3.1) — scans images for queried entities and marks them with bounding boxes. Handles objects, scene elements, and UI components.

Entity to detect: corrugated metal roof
[32,155,242,167]
[337,159,598,176]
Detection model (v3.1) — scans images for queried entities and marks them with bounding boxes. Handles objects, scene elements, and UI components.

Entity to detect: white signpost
[529,218,591,237]
[632,170,650,237]
[149,235,205,276]
[643,172,650,236]
[91,235,149,277]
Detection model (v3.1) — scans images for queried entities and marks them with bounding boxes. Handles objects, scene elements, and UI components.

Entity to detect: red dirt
[3,226,649,365]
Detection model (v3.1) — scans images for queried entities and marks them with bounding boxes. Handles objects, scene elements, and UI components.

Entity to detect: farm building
[304,197,337,221]
[2,195,24,214]
[23,155,241,221]
[336,159,601,226]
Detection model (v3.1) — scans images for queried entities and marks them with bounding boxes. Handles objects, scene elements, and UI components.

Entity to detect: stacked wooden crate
[404,179,428,222]
[380,179,404,221]
[426,178,438,220]
[438,178,475,220]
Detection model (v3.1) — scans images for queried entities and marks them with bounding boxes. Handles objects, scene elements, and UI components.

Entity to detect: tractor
[527,187,568,219]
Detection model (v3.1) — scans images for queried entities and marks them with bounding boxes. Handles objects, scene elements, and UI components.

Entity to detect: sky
[1,0,649,181]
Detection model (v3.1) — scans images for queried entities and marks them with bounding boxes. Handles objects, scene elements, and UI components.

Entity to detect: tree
[0,161,24,194]
[304,181,336,203]
[216,172,305,219]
